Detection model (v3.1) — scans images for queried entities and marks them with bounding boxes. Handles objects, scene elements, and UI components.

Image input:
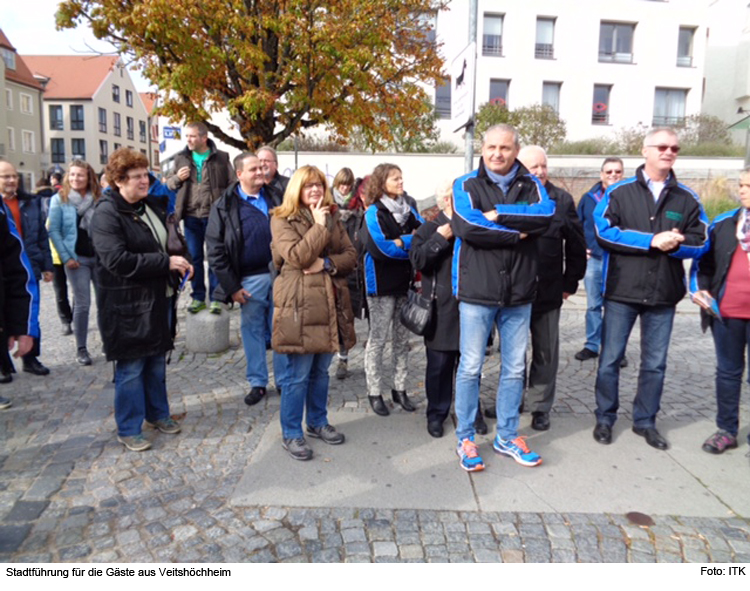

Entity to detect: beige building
[1,29,45,191]
[23,55,149,173]
[139,91,161,173]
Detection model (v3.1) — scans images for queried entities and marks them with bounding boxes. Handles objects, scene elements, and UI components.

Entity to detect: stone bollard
[185,309,230,353]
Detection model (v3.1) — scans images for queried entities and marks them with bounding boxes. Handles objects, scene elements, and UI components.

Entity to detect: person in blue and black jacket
[361,163,423,417]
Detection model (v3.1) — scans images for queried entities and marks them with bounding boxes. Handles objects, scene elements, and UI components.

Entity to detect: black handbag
[399,276,437,336]
[165,213,188,257]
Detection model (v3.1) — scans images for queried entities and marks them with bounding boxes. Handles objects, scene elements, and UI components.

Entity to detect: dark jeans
[711,317,750,439]
[52,263,72,324]
[425,348,483,425]
[183,215,218,303]
[595,300,675,428]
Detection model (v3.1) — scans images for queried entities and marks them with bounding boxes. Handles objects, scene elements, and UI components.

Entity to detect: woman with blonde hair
[47,160,102,366]
[271,166,357,461]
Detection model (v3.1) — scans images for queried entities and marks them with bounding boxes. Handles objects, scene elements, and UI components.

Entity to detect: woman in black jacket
[91,149,193,452]
[361,164,422,416]
[410,180,487,438]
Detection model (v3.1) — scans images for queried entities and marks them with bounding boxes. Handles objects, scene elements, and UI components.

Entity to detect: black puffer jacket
[0,209,39,340]
[594,165,709,306]
[14,192,52,279]
[90,191,174,362]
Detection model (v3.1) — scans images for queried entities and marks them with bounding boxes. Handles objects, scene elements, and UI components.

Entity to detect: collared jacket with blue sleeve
[577,181,605,259]
[450,159,555,306]
[361,199,423,297]
[594,164,709,307]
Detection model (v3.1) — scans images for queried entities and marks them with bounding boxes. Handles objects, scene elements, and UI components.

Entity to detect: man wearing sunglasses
[592,128,709,450]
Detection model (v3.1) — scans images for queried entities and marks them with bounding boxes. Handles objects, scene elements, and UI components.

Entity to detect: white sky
[3,0,151,91]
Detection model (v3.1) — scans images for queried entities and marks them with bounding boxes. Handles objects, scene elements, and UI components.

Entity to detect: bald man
[518,146,586,431]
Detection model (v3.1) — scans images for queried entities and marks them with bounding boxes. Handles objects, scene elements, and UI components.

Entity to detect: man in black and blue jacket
[451,124,554,472]
[592,128,709,450]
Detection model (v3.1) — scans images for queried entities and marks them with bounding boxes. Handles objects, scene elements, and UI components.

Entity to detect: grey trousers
[365,295,409,398]
[526,307,560,414]
[64,256,96,351]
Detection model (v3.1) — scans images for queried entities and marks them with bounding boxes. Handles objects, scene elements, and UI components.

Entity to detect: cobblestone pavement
[1,282,749,563]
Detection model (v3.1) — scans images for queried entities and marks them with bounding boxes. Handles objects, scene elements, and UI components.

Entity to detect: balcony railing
[652,115,685,126]
[598,51,633,64]
[482,35,503,56]
[535,43,554,59]
[676,55,692,67]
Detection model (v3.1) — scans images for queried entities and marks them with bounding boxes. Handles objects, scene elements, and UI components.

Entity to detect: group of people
[2,122,748,467]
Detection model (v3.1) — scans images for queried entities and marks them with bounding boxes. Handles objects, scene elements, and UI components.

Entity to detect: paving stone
[3,500,49,523]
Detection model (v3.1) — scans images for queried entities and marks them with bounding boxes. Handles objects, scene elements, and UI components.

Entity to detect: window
[99,108,107,133]
[435,78,451,119]
[126,90,133,107]
[20,93,33,115]
[592,85,612,124]
[1,47,16,70]
[70,105,84,130]
[677,27,695,67]
[139,120,147,143]
[112,84,120,103]
[99,140,108,165]
[49,105,63,130]
[51,138,65,163]
[7,128,15,152]
[71,138,86,160]
[126,116,134,140]
[653,88,687,126]
[5,89,12,110]
[114,142,121,150]
[482,14,503,56]
[542,82,561,113]
[114,113,121,136]
[489,79,510,107]
[22,130,35,153]
[536,18,555,59]
[599,22,635,63]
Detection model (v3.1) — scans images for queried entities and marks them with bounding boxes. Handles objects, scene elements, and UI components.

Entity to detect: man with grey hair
[167,122,234,315]
[592,128,709,450]
[257,146,290,201]
[517,146,586,432]
[450,124,554,472]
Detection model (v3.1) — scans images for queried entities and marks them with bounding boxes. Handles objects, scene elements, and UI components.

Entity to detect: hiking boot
[187,300,206,314]
[209,301,222,315]
[147,417,181,434]
[335,358,348,380]
[117,434,152,452]
[0,396,11,410]
[307,424,345,445]
[493,435,542,467]
[244,387,267,406]
[23,358,50,376]
[574,347,598,361]
[282,437,313,461]
[456,437,485,472]
[76,348,92,366]
[702,430,738,454]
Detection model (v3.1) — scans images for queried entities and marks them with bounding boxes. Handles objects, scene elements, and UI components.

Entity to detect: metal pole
[464,0,478,173]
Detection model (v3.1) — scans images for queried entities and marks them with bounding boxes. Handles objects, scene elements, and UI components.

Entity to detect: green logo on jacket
[665,210,683,222]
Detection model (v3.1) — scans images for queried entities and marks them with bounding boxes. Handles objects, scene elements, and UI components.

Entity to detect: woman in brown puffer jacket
[271,165,357,461]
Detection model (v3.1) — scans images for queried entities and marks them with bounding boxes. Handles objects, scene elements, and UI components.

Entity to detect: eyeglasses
[647,144,680,154]
[126,172,150,181]
[602,169,623,176]
[303,182,324,190]
[0,174,19,180]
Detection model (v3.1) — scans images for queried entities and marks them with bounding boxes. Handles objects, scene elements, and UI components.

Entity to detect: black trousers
[52,263,73,324]
[425,348,482,424]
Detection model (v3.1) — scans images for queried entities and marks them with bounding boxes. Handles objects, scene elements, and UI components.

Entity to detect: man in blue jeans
[592,128,709,450]
[207,153,284,406]
[575,157,624,362]
[451,125,554,472]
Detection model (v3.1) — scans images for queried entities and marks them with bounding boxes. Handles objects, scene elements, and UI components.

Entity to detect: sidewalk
[0,284,748,563]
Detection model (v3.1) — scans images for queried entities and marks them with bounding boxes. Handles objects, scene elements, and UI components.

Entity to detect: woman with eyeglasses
[90,149,192,452]
[47,160,102,366]
[270,166,356,461]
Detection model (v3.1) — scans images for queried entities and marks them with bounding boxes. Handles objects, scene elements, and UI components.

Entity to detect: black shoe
[427,420,444,438]
[484,405,497,419]
[531,411,550,431]
[244,386,267,406]
[593,422,612,444]
[632,426,668,450]
[474,412,488,435]
[0,371,12,384]
[620,357,629,368]
[575,348,598,361]
[76,348,92,366]
[391,389,416,412]
[61,322,73,336]
[369,395,390,416]
[23,358,50,376]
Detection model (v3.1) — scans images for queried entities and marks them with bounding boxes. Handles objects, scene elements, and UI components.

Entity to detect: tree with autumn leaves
[56,0,448,151]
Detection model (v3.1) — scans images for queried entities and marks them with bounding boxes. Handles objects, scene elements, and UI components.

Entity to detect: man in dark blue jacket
[575,157,624,362]
[592,128,709,450]
[451,125,554,472]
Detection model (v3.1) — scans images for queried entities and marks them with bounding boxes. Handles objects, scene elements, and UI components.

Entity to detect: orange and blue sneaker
[493,435,542,467]
[456,437,485,472]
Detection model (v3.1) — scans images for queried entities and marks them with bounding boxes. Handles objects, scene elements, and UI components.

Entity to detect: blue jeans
[183,215,218,302]
[279,352,334,439]
[711,317,750,439]
[455,302,532,442]
[240,273,285,388]
[114,354,170,436]
[583,257,603,353]
[595,300,675,428]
